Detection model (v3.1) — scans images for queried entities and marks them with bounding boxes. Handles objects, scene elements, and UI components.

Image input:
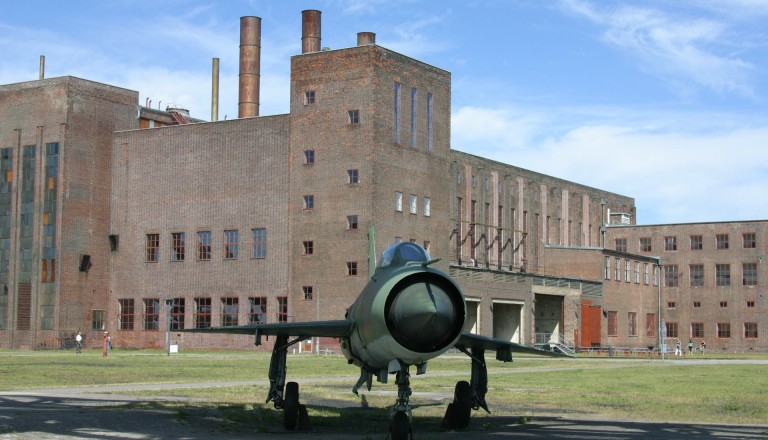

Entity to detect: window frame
[251,227,267,259]
[143,298,159,331]
[277,296,288,323]
[348,109,360,125]
[171,232,185,262]
[220,297,239,327]
[716,233,729,250]
[224,229,239,260]
[347,261,358,276]
[690,235,703,250]
[197,230,212,261]
[193,297,212,329]
[716,263,731,287]
[146,233,159,262]
[118,299,135,331]
[664,236,677,251]
[302,240,314,256]
[248,297,267,324]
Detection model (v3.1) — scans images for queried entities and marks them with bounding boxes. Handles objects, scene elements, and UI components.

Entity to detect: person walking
[700,339,706,355]
[75,332,83,354]
[103,331,110,357]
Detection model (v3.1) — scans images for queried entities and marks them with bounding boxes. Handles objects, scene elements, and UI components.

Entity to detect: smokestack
[357,32,376,46]
[238,16,261,118]
[39,55,45,80]
[211,57,219,122]
[301,10,321,54]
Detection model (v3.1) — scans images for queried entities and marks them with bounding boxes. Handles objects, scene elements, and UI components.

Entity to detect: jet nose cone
[387,279,462,352]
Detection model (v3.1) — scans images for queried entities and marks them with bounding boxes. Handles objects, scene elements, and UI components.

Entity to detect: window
[646,313,656,337]
[643,263,649,285]
[666,322,679,338]
[248,297,267,324]
[625,259,631,283]
[410,87,417,147]
[423,197,431,217]
[690,235,703,250]
[690,264,704,287]
[171,232,185,262]
[717,323,731,339]
[607,311,618,336]
[747,301,755,308]
[395,192,403,212]
[277,297,288,323]
[303,286,313,301]
[303,240,314,255]
[146,233,159,262]
[691,322,704,338]
[615,257,621,281]
[224,230,239,259]
[221,297,238,326]
[604,257,611,280]
[693,301,701,308]
[743,263,757,286]
[304,149,315,164]
[252,228,267,259]
[170,298,185,330]
[634,261,640,283]
[615,238,627,252]
[194,297,212,329]
[304,90,315,105]
[347,169,359,184]
[743,233,756,249]
[426,92,433,152]
[628,312,637,337]
[348,109,360,125]
[664,265,679,287]
[118,299,135,330]
[92,309,105,331]
[346,215,358,230]
[667,301,676,309]
[653,265,659,286]
[720,301,728,308]
[303,195,314,210]
[716,264,731,287]
[639,237,652,252]
[455,171,461,184]
[409,194,417,214]
[716,234,729,250]
[394,82,401,143]
[664,236,677,251]
[197,231,211,260]
[744,322,758,339]
[346,261,358,276]
[143,298,159,331]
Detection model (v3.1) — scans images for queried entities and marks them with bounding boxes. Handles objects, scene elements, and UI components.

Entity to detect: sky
[1,0,767,225]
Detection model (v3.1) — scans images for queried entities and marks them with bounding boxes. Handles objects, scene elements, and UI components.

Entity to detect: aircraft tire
[283,381,300,430]
[390,410,410,440]
[453,380,472,429]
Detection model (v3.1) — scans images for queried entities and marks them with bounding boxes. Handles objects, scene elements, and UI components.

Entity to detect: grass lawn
[1,349,766,429]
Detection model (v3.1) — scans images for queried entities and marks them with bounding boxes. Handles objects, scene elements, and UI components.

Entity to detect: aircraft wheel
[283,381,300,430]
[390,410,411,440]
[453,380,472,429]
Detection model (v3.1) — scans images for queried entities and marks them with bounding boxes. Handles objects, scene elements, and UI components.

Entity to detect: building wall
[109,116,291,349]
[607,221,767,353]
[0,76,137,349]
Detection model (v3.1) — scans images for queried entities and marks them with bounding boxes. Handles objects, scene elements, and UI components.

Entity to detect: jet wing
[183,319,355,339]
[455,332,569,362]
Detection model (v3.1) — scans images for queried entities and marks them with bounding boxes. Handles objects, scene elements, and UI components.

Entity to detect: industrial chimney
[302,10,321,54]
[238,16,261,118]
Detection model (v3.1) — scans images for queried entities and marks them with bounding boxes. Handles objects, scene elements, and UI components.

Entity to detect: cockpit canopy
[378,242,431,269]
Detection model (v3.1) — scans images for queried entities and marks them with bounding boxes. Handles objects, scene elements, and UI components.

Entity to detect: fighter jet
[188,228,565,439]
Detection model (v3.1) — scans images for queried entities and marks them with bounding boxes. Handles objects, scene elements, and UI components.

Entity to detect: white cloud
[452,105,768,224]
[559,0,755,97]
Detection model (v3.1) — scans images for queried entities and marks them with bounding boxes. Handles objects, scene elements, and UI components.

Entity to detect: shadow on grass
[0,394,766,440]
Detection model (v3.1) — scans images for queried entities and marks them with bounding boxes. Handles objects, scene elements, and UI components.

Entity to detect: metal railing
[534,332,575,355]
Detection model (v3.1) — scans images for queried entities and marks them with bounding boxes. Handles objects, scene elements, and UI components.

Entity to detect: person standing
[688,338,693,354]
[700,339,706,355]
[103,331,109,357]
[675,339,681,357]
[75,332,83,354]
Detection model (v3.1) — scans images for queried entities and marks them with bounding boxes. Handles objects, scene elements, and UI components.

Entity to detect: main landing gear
[441,346,492,430]
[264,334,310,431]
[388,364,414,440]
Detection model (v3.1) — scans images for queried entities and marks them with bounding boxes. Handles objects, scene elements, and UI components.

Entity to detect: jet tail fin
[368,226,376,278]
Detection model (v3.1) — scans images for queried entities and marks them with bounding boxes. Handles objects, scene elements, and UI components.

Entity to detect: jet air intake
[385,273,465,353]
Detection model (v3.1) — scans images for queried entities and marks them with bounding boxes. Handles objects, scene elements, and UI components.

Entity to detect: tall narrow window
[194,297,212,329]
[92,309,105,331]
[171,232,185,262]
[395,192,403,212]
[303,195,314,210]
[170,298,185,330]
[197,231,211,261]
[248,297,267,324]
[221,297,238,326]
[423,197,431,217]
[646,313,656,337]
[304,149,315,164]
[252,228,267,259]
[146,234,159,262]
[628,312,637,337]
[348,109,360,125]
[690,264,704,287]
[716,264,731,287]
[277,297,288,323]
[607,311,618,336]
[409,194,417,214]
[426,92,433,152]
[304,90,315,105]
[604,257,611,280]
[118,299,135,330]
[347,261,358,276]
[224,230,239,260]
[743,263,757,286]
[410,87,417,147]
[394,82,401,143]
[143,298,159,331]
[303,240,314,255]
